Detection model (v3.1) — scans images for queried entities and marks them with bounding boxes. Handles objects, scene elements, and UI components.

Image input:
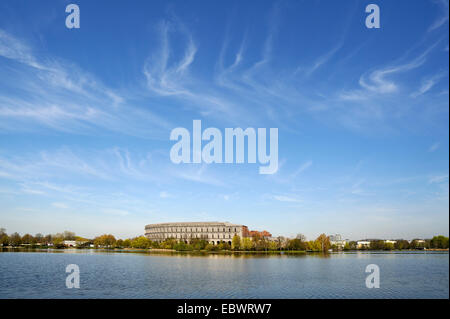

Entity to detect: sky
[0,0,448,240]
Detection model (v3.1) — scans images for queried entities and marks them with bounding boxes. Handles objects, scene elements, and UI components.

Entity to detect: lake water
[0,250,448,299]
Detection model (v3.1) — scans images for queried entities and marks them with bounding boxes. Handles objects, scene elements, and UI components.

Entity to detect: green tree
[9,232,22,246]
[205,243,219,251]
[370,240,385,250]
[410,239,425,249]
[430,236,449,249]
[160,238,177,249]
[241,237,253,250]
[288,238,307,251]
[52,234,65,248]
[115,239,124,248]
[94,234,116,248]
[130,236,151,249]
[122,239,131,248]
[232,235,241,250]
[307,240,321,251]
[190,239,208,250]
[174,241,193,251]
[0,228,8,246]
[348,241,357,250]
[268,241,278,251]
[394,240,409,250]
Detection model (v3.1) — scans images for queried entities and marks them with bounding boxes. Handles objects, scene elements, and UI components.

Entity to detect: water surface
[0,250,448,298]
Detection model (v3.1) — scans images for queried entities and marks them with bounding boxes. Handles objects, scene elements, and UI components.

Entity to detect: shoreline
[1,247,448,256]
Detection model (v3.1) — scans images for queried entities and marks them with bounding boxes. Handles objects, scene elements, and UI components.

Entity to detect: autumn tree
[94,234,116,248]
[232,235,241,250]
[9,232,22,246]
[315,234,331,252]
[21,234,35,244]
[241,237,253,250]
[34,233,44,244]
[0,228,8,246]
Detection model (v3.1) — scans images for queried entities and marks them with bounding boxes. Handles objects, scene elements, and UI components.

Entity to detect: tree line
[1,228,448,251]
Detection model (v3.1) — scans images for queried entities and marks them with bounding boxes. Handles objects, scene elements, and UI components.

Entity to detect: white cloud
[291,160,313,179]
[428,142,440,152]
[52,202,68,209]
[0,29,171,138]
[429,174,448,184]
[272,194,302,203]
[159,191,171,198]
[411,72,447,98]
[358,43,439,94]
[102,209,130,216]
[428,0,449,31]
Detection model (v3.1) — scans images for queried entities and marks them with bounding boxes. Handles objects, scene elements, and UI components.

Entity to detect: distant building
[249,230,272,239]
[63,240,77,247]
[384,240,397,245]
[330,234,347,249]
[329,234,342,242]
[145,222,250,245]
[357,241,371,248]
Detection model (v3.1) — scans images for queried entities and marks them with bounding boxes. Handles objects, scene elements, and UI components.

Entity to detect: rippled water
[0,250,448,298]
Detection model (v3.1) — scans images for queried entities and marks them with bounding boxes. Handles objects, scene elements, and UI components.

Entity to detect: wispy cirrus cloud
[411,71,447,97]
[358,45,435,94]
[428,174,448,184]
[428,0,449,31]
[428,142,441,152]
[291,160,313,179]
[272,194,302,203]
[297,42,343,77]
[142,20,242,120]
[0,29,171,138]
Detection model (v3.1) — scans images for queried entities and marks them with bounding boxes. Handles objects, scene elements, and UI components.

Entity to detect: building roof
[145,222,245,228]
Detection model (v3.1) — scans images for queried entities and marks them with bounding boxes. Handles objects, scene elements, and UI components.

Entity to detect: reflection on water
[0,250,448,298]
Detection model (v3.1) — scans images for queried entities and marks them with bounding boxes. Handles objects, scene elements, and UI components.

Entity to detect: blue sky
[0,0,448,240]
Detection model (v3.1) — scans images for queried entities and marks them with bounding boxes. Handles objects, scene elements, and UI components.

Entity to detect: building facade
[357,240,371,248]
[248,230,272,238]
[145,222,249,245]
[329,234,348,250]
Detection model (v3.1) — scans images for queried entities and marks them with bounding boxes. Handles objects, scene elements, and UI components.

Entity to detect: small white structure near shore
[357,241,371,248]
[63,240,77,247]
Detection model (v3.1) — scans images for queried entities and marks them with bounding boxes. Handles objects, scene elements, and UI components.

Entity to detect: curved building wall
[145,222,249,245]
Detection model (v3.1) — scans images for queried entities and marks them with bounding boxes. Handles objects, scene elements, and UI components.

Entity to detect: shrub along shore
[1,228,448,253]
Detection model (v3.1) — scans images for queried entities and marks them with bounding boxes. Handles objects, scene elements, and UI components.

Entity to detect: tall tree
[231,235,241,250]
[0,228,8,246]
[315,234,331,252]
[21,234,35,244]
[9,232,22,246]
